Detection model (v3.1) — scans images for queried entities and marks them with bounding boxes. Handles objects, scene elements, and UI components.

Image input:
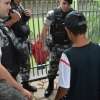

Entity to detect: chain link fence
[22,0,100,82]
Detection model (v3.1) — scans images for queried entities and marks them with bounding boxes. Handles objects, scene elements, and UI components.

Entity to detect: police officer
[0,0,32,99]
[5,0,37,92]
[39,0,73,97]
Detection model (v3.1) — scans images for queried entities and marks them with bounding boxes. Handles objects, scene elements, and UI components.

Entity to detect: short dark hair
[65,0,73,4]
[64,11,87,35]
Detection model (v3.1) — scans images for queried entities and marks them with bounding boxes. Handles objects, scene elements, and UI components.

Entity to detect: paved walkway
[31,79,58,100]
[17,70,58,100]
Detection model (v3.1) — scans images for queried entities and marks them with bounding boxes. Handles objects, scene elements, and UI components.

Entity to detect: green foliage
[28,17,43,40]
[86,1,100,43]
[87,15,100,42]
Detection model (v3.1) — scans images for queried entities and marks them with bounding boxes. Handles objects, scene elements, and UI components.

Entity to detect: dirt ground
[31,79,58,100]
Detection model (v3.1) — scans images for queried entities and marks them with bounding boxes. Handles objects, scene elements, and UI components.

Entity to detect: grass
[28,17,44,40]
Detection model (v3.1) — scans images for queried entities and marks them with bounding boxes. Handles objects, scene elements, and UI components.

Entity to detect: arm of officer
[0,47,32,100]
[39,10,54,43]
[55,87,68,100]
[39,24,49,43]
[55,53,71,100]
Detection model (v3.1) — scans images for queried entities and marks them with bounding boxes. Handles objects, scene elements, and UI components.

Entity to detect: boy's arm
[55,87,68,100]
[55,53,71,100]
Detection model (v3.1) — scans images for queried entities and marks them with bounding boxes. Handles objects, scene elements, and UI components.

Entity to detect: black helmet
[64,11,87,34]
[65,0,73,4]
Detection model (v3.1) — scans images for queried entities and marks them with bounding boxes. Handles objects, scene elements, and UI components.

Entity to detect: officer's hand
[24,9,32,17]
[21,88,33,100]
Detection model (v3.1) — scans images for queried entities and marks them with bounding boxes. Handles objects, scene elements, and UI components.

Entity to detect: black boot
[44,78,54,97]
[23,83,37,92]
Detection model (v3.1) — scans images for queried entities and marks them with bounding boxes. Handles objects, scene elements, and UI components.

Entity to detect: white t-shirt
[58,53,71,89]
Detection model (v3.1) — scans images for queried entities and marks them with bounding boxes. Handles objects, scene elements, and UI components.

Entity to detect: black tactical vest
[50,8,73,45]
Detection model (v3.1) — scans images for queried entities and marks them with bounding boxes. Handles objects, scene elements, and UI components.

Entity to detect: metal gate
[22,0,100,82]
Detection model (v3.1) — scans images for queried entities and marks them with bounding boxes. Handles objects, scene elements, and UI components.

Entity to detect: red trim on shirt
[60,59,70,66]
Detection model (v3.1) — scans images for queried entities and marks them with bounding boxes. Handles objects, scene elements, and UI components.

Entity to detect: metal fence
[22,0,100,82]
